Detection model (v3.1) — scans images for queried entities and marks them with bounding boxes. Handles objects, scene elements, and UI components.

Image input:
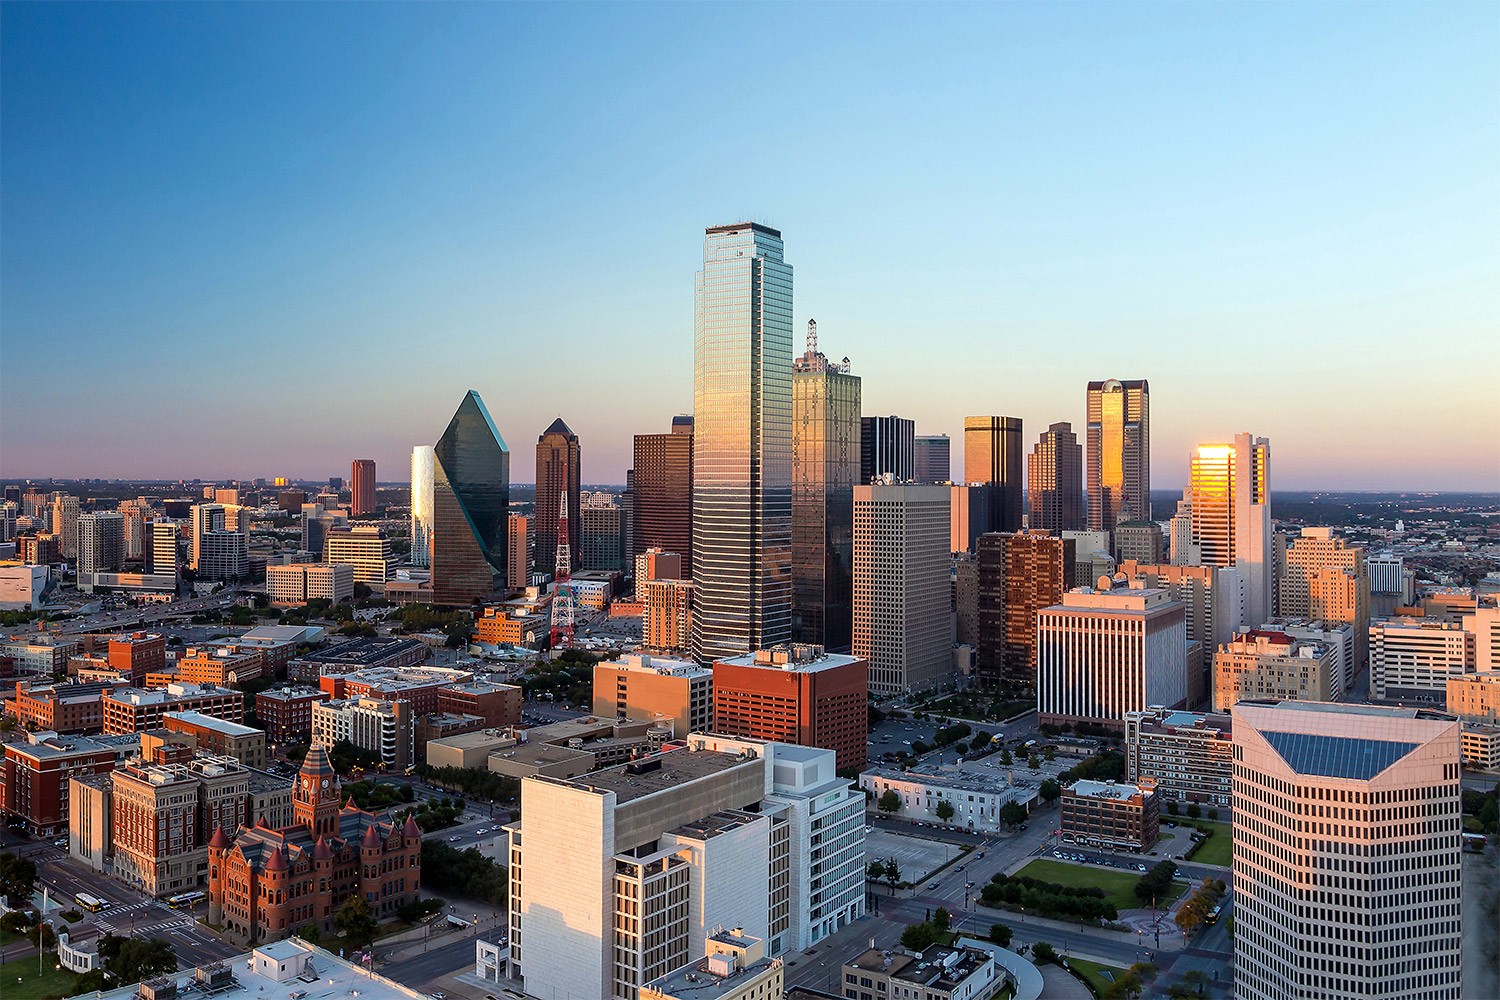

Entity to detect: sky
[2,3,1497,490]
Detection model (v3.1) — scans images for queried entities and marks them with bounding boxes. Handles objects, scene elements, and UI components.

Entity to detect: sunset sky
[2,3,1496,489]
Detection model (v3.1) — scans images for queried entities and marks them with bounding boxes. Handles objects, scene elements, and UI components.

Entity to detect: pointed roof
[265,845,288,871]
[208,825,230,849]
[401,814,421,838]
[361,824,383,848]
[300,741,336,781]
[540,417,575,439]
[313,836,333,860]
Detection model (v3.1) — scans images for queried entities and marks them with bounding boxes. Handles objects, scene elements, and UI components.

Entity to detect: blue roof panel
[1261,730,1419,780]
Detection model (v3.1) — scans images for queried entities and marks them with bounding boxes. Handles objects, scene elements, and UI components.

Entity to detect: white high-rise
[852,482,952,696]
[1232,700,1463,1000]
[410,445,435,567]
[77,511,125,576]
[1189,433,1272,626]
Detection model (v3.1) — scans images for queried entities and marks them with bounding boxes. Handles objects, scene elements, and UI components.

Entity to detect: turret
[206,825,230,925]
[262,846,290,941]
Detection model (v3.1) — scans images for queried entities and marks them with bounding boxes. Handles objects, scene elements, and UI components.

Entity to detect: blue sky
[3,2,1496,489]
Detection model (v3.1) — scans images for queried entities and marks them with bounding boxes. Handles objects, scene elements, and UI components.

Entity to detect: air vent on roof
[625,758,661,775]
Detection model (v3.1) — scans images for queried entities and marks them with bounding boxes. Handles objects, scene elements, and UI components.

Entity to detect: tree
[0,851,38,905]
[1031,941,1058,965]
[1208,808,1219,822]
[1044,746,1056,761]
[73,970,113,994]
[936,801,955,822]
[912,741,931,755]
[878,789,902,813]
[335,895,378,948]
[899,922,937,951]
[1135,860,1178,904]
[1186,802,1202,820]
[1039,779,1061,806]
[1166,800,1179,816]
[1027,753,1040,770]
[28,922,57,948]
[933,907,951,931]
[867,861,886,881]
[1479,796,1498,834]
[988,922,1013,947]
[1000,801,1028,828]
[104,937,176,984]
[999,748,1013,765]
[884,859,902,893]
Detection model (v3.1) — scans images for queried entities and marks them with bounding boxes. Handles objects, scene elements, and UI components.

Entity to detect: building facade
[1124,708,1233,805]
[632,418,694,575]
[535,418,582,577]
[350,459,376,516]
[963,416,1022,533]
[1189,434,1272,627]
[1061,778,1160,852]
[256,686,331,742]
[975,531,1075,690]
[859,415,914,484]
[431,390,510,607]
[1085,379,1150,531]
[645,578,694,654]
[410,445,435,567]
[1369,618,1474,701]
[103,683,246,733]
[1027,421,1083,531]
[266,563,354,606]
[714,644,868,772]
[593,653,713,736]
[1213,630,1340,711]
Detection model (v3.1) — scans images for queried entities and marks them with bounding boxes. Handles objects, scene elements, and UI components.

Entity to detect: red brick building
[436,681,521,727]
[208,743,421,945]
[103,683,245,734]
[107,632,167,685]
[713,644,869,772]
[0,732,117,836]
[4,681,110,733]
[255,686,330,743]
[318,667,471,717]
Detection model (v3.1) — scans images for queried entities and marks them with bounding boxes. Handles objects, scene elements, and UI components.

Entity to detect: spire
[208,825,230,849]
[362,823,383,849]
[313,836,333,860]
[265,845,288,872]
[401,813,421,838]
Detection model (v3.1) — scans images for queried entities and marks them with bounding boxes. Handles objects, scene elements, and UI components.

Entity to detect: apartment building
[311,696,413,769]
[266,563,354,606]
[164,710,267,768]
[1213,630,1339,712]
[644,578,694,654]
[1279,527,1370,665]
[506,734,865,999]
[714,644,868,772]
[593,653,713,736]
[1124,707,1233,806]
[1369,618,1475,701]
[318,665,474,716]
[4,680,110,733]
[1060,778,1161,852]
[0,731,122,836]
[106,632,168,684]
[1446,672,1500,725]
[102,682,246,733]
[1231,701,1463,1000]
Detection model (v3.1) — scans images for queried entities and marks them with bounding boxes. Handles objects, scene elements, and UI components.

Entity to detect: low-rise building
[4,680,110,733]
[715,645,869,772]
[414,712,488,757]
[593,652,714,737]
[0,562,50,610]
[1370,618,1475,701]
[2,634,80,677]
[318,665,474,715]
[164,710,267,768]
[1124,707,1233,806]
[102,682,246,733]
[110,749,251,896]
[1060,778,1160,852]
[841,943,1000,1000]
[1447,672,1500,724]
[858,768,1037,833]
[286,636,429,682]
[1462,724,1500,771]
[643,931,786,1000]
[178,645,265,687]
[0,731,119,836]
[473,606,547,647]
[1212,630,1339,712]
[105,632,167,685]
[436,680,521,727]
[312,696,413,769]
[266,563,354,606]
[255,685,330,742]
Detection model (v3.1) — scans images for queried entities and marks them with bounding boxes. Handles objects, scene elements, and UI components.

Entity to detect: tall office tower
[117,500,147,560]
[190,504,248,579]
[852,483,952,696]
[1281,526,1371,666]
[2,486,19,504]
[50,494,80,560]
[953,553,979,647]
[1027,421,1084,531]
[974,531,1075,691]
[1232,701,1463,1000]
[1190,433,1272,627]
[963,416,1023,532]
[1119,561,1247,704]
[949,484,990,554]
[644,578,694,653]
[324,525,392,583]
[349,459,376,516]
[0,502,16,542]
[1036,580,1187,731]
[1167,490,1195,564]
[410,445,435,567]
[1368,552,1405,596]
[859,415,914,483]
[1085,379,1150,531]
[691,222,794,665]
[530,417,579,574]
[914,434,950,484]
[506,513,530,589]
[431,389,510,607]
[580,495,626,572]
[632,417,694,575]
[77,512,125,576]
[1369,619,1474,702]
[147,521,178,575]
[505,736,865,996]
[791,321,860,651]
[1114,521,1163,564]
[213,488,240,506]
[713,644,869,771]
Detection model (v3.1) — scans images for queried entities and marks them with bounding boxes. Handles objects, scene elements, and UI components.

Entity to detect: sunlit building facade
[1086,378,1150,531]
[535,418,581,576]
[410,445,434,567]
[691,222,794,664]
[963,416,1022,532]
[1027,421,1084,531]
[1190,433,1272,627]
[632,418,694,574]
[350,459,376,516]
[431,390,510,606]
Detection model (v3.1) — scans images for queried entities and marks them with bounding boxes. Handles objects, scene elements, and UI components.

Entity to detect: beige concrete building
[1369,618,1474,701]
[311,696,413,769]
[644,578,694,653]
[1465,605,1500,672]
[110,750,251,896]
[593,653,713,736]
[69,771,113,872]
[266,563,354,606]
[1232,701,1463,1000]
[1213,629,1338,711]
[842,943,1000,1000]
[425,716,672,775]
[641,930,784,1000]
[1124,707,1233,806]
[1462,724,1500,771]
[1279,529,1369,667]
[1446,672,1500,724]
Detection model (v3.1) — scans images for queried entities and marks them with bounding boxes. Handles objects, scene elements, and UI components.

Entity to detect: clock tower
[294,741,341,837]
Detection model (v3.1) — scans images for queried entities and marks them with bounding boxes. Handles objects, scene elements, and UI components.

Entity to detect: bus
[75,893,107,913]
[1206,902,1223,924]
[168,891,206,909]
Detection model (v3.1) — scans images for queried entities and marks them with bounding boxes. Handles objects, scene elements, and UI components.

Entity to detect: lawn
[1066,957,1127,995]
[1178,820,1233,867]
[0,957,79,1000]
[1018,858,1184,912]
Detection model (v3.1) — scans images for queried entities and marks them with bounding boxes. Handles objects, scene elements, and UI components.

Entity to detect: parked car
[928,882,939,890]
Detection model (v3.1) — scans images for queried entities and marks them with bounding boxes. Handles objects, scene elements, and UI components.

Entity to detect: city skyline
[2,4,1496,490]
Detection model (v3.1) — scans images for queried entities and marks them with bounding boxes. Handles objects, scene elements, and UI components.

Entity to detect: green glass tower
[431,389,510,606]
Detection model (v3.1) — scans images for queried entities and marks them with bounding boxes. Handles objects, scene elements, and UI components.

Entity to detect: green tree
[1000,801,1028,828]
[899,922,937,951]
[335,895,378,948]
[0,851,38,904]
[1480,796,1499,833]
[1186,802,1202,819]
[936,801,955,822]
[1044,746,1056,761]
[933,907,951,931]
[884,859,902,893]
[988,922,1013,947]
[1031,941,1058,965]
[999,748,1013,765]
[878,789,902,813]
[73,970,113,994]
[102,936,177,983]
[1208,808,1219,822]
[1039,779,1061,805]
[1027,753,1040,770]
[866,861,886,881]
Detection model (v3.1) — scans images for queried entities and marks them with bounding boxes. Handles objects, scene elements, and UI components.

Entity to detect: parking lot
[864,827,969,883]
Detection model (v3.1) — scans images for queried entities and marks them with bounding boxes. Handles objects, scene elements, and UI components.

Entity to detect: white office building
[77,511,125,576]
[411,445,435,568]
[1232,700,1463,1000]
[1370,618,1474,701]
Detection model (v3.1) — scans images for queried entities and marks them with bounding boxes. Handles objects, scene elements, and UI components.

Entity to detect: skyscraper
[1027,421,1084,530]
[118,500,148,560]
[431,389,510,606]
[1086,379,1150,531]
[859,415,914,484]
[792,321,860,651]
[1232,700,1463,1000]
[1280,526,1371,667]
[632,417,693,574]
[410,445,435,567]
[147,521,178,576]
[1190,433,1272,626]
[535,418,581,577]
[974,531,1075,690]
[964,416,1023,532]
[914,434,950,484]
[77,512,125,576]
[691,222,793,664]
[350,459,376,516]
[506,513,530,589]
[50,494,80,560]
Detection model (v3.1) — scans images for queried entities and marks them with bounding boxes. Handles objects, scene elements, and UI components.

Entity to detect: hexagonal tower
[294,742,341,838]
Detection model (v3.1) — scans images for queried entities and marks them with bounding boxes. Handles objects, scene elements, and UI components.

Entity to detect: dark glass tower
[964,415,1023,532]
[859,415,915,483]
[1027,421,1084,530]
[535,418,581,577]
[431,390,510,606]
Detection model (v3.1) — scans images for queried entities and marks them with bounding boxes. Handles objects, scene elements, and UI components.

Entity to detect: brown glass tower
[350,459,376,516]
[975,531,1075,690]
[1027,422,1083,530]
[964,416,1023,532]
[535,418,581,576]
[1086,379,1150,530]
[632,416,694,575]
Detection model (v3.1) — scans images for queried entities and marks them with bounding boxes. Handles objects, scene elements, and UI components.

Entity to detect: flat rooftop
[644,952,779,1000]
[166,710,260,737]
[669,809,763,842]
[563,749,755,805]
[489,744,591,767]
[1243,700,1455,722]
[1071,779,1149,800]
[862,766,1034,797]
[717,645,866,673]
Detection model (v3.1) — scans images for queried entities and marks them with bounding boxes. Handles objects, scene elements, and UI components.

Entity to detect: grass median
[1018,858,1184,912]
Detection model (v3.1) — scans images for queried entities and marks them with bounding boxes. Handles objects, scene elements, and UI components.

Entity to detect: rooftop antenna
[806,319,818,355]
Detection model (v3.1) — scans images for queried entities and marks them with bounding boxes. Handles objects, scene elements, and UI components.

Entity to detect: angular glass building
[410,445,435,567]
[431,390,510,606]
[792,323,860,651]
[691,222,794,664]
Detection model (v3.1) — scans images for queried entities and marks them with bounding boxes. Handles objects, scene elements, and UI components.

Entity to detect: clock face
[321,779,328,788]
[303,778,310,789]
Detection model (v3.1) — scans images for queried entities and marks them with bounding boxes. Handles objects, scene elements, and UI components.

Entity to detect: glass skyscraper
[792,325,860,651]
[410,445,435,567]
[691,222,794,664]
[1086,378,1150,531]
[431,390,510,606]
[964,415,1024,532]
